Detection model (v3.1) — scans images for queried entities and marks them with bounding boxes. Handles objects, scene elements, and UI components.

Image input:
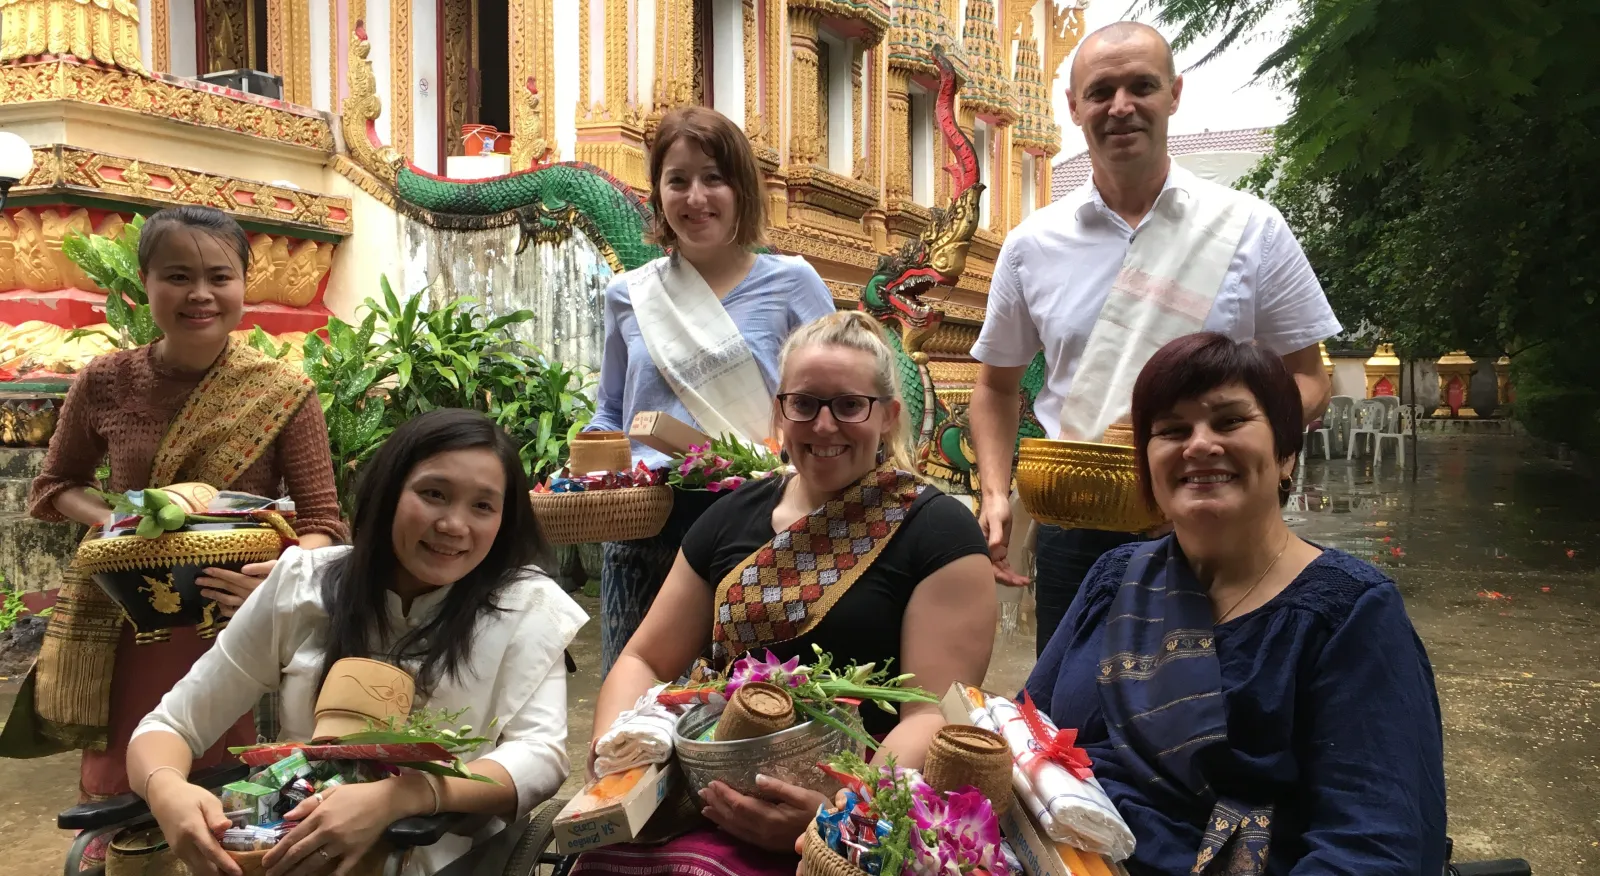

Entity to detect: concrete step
[0,512,82,593]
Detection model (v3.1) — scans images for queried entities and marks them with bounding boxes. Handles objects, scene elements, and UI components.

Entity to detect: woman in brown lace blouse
[11,207,346,820]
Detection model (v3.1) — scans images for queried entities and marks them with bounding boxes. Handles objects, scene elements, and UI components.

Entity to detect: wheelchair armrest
[57,763,252,831]
[384,812,468,848]
[58,764,251,831]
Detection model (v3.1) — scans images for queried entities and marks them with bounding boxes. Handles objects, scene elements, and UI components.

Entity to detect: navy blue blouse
[1024,545,1447,875]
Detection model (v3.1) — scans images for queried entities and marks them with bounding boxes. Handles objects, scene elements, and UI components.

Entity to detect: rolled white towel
[972,705,1065,840]
[986,695,1136,861]
[593,683,680,777]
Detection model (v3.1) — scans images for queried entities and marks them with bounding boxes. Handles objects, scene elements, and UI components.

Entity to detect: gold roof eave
[791,0,892,46]
[14,145,353,237]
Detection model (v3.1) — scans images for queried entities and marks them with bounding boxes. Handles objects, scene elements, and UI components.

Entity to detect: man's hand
[978,498,1029,588]
[700,775,826,853]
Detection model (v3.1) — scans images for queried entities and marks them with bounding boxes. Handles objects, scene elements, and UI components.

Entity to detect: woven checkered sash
[711,464,925,665]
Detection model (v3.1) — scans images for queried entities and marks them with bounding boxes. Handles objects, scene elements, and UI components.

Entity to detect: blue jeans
[1034,525,1142,656]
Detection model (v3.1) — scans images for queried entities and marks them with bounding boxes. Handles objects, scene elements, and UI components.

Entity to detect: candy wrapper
[534,461,665,494]
[251,750,313,789]
[219,781,279,826]
[220,821,293,852]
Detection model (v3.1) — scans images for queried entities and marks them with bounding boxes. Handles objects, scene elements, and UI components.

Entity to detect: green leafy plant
[60,215,161,348]
[305,275,596,511]
[1,575,52,635]
[669,434,783,492]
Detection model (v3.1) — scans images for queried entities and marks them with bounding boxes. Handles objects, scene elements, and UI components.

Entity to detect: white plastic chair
[1323,396,1356,457]
[1348,398,1405,466]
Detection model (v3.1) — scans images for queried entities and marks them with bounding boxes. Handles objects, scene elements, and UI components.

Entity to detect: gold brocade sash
[710,465,924,667]
[24,341,313,753]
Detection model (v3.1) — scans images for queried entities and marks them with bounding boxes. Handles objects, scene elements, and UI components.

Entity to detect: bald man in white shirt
[970,22,1340,654]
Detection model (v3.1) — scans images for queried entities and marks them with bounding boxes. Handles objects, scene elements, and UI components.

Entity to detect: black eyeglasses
[776,393,891,424]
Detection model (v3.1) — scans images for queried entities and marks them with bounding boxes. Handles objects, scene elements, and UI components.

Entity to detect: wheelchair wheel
[503,796,571,876]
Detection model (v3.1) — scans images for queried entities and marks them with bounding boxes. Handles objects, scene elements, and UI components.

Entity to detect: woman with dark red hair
[1022,332,1446,875]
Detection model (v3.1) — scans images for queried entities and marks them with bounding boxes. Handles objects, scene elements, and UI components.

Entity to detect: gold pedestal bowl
[74,516,294,644]
[1015,437,1165,533]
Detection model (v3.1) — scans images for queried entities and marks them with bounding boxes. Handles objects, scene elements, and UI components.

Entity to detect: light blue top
[587,252,837,468]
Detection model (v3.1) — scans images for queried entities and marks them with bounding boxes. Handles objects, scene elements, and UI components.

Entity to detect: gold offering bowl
[1015,437,1165,533]
[75,523,289,644]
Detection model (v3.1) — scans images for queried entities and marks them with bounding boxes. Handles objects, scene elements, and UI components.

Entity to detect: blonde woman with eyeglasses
[570,311,998,876]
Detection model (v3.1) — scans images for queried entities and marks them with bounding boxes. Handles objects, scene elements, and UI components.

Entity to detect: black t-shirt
[680,476,988,735]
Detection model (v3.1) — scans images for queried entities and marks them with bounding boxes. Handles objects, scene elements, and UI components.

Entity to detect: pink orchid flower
[909,787,1009,875]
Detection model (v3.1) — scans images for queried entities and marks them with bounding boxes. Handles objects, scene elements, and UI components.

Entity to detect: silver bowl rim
[672,700,857,752]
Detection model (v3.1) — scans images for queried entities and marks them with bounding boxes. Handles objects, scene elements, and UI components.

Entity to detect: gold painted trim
[510,0,555,169]
[152,0,171,72]
[76,529,284,575]
[17,145,354,235]
[340,24,403,186]
[391,0,413,160]
[744,0,760,142]
[787,0,889,46]
[0,61,336,152]
[332,154,398,208]
[330,0,341,107]
[578,0,591,116]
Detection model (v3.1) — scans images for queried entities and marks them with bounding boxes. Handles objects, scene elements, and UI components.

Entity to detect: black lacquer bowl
[76,514,295,645]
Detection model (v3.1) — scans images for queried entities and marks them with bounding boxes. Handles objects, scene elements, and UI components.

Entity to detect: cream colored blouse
[134,545,589,874]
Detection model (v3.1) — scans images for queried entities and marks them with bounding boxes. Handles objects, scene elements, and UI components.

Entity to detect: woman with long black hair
[126,409,587,876]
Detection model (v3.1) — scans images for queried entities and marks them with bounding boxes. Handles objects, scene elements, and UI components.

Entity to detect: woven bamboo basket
[1015,438,1164,533]
[714,682,796,741]
[923,725,1014,815]
[528,486,674,546]
[801,818,871,876]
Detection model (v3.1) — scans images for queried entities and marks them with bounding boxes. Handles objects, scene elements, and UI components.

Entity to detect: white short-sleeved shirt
[134,546,589,875]
[971,164,1342,437]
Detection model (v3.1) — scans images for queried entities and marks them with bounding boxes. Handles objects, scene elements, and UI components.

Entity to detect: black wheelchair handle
[383,812,467,847]
[1450,861,1533,876]
[58,763,251,830]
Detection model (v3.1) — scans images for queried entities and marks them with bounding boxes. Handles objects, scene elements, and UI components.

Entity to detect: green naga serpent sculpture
[857,46,1046,490]
[340,22,664,275]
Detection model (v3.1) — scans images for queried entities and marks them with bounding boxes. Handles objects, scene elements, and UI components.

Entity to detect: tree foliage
[1145,0,1600,447]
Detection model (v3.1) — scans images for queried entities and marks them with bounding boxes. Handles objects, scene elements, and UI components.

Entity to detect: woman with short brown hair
[586,106,835,675]
[1026,332,1446,875]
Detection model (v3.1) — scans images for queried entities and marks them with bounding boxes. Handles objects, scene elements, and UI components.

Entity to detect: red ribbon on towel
[1019,691,1096,781]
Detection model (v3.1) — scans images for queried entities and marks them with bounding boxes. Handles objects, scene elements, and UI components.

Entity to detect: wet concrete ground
[1,433,1595,873]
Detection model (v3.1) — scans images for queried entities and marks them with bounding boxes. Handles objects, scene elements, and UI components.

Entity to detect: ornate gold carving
[5,208,122,292]
[245,234,335,306]
[763,0,781,154]
[290,0,314,106]
[75,528,286,575]
[572,137,650,192]
[265,0,314,105]
[443,0,472,157]
[578,0,591,116]
[922,323,982,352]
[610,0,641,123]
[1047,2,1087,81]
[13,146,353,234]
[787,165,880,218]
[787,0,889,46]
[510,0,556,169]
[330,0,341,105]
[0,0,146,73]
[0,61,336,151]
[928,360,981,384]
[885,68,910,202]
[332,155,397,207]
[866,47,882,189]
[390,0,413,160]
[151,0,171,71]
[850,50,864,179]
[341,23,403,186]
[744,0,761,143]
[788,7,822,166]
[652,0,692,125]
[204,0,251,72]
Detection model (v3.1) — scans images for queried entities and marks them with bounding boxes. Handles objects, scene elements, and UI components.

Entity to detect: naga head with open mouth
[860,44,983,336]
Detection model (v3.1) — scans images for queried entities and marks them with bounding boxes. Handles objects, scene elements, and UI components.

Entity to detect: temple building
[0,1,1087,590]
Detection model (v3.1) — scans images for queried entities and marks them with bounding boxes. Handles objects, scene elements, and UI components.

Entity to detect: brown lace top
[28,344,348,542]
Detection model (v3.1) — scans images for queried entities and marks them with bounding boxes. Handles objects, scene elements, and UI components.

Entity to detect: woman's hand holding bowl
[699,774,828,854]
